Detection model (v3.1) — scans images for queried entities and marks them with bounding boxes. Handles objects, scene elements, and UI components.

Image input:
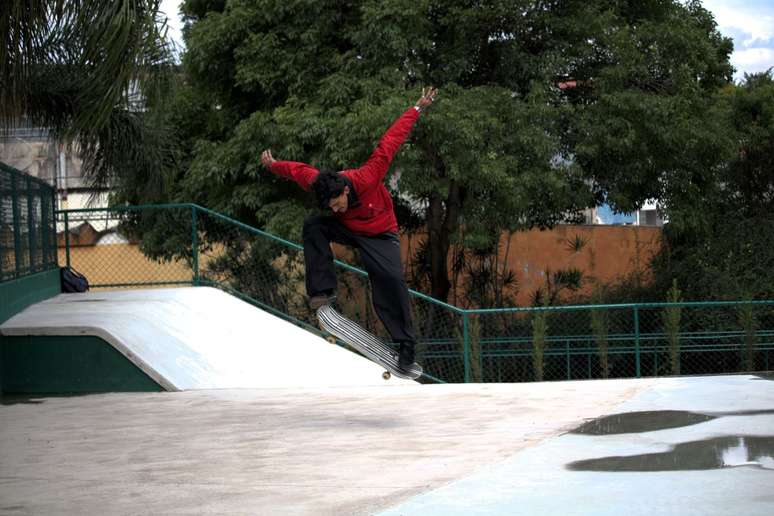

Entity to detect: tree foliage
[652,72,774,301]
[563,0,734,227]
[147,0,733,303]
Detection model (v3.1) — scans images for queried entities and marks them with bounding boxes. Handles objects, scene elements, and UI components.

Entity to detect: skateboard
[316,304,423,380]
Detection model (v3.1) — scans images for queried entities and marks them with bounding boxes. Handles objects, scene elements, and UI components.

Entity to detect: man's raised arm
[348,87,438,191]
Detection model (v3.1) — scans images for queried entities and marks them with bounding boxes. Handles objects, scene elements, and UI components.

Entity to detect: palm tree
[0,0,176,198]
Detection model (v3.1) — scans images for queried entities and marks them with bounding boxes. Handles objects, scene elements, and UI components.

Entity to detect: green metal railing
[0,162,58,282]
[56,204,774,383]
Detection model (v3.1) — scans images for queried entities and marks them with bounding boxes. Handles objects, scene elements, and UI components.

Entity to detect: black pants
[303,215,415,343]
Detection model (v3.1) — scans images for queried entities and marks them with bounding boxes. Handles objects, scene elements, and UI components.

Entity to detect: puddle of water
[567,435,774,471]
[571,409,774,435]
[571,411,715,435]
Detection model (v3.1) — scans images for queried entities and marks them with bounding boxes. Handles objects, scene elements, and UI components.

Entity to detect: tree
[0,0,176,197]
[561,0,734,230]
[725,71,774,218]
[150,0,732,304]
[652,71,774,301]
[159,0,599,302]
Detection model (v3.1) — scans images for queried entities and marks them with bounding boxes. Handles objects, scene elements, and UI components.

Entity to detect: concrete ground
[1,375,773,515]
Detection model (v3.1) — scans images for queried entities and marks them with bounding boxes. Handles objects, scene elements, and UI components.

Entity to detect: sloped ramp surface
[0,287,415,390]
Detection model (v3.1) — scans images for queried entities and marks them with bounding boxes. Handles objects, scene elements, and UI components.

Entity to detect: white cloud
[703,2,774,48]
[732,47,774,75]
[702,1,774,42]
[701,0,774,79]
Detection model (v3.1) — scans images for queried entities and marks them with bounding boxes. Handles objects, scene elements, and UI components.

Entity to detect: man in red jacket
[261,87,437,368]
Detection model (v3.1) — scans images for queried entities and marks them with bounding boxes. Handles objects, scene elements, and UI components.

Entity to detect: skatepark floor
[2,374,773,515]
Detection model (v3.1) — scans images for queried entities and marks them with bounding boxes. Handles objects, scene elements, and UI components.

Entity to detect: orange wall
[58,245,192,286]
[505,225,660,304]
[398,225,662,306]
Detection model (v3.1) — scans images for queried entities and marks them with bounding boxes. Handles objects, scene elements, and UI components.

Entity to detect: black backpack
[60,266,89,293]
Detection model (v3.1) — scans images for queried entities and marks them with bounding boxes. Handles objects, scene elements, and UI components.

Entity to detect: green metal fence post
[566,339,571,380]
[41,186,50,267]
[634,305,641,377]
[11,171,21,277]
[191,206,199,286]
[64,211,71,268]
[26,176,36,273]
[587,353,591,378]
[52,192,58,266]
[463,312,470,383]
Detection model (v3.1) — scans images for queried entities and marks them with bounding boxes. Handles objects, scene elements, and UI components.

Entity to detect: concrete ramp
[0,287,415,390]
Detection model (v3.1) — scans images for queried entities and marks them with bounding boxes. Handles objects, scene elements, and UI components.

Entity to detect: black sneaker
[398,341,416,369]
[309,293,337,310]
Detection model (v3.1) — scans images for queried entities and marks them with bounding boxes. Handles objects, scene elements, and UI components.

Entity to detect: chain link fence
[465,303,773,383]
[57,204,773,383]
[1,162,57,282]
[58,205,194,288]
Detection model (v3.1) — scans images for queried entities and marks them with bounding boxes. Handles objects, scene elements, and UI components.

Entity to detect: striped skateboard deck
[316,304,422,380]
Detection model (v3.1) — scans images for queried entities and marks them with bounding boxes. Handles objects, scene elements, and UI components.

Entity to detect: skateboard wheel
[382,371,391,380]
[326,336,337,344]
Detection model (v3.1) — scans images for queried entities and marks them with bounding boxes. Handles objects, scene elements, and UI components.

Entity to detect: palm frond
[1,0,177,193]
[0,1,63,123]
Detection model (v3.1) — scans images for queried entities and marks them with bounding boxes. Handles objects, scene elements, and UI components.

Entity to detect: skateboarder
[261,87,438,368]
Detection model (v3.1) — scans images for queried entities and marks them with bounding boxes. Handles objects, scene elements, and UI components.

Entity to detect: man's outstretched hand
[415,86,438,110]
[261,149,276,168]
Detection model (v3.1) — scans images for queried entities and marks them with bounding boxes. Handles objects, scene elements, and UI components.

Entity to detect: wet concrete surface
[380,375,774,516]
[568,403,774,473]
[568,435,774,471]
[571,408,774,435]
[571,410,716,435]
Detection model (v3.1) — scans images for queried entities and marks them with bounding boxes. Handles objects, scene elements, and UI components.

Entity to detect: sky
[702,0,774,79]
[157,0,774,79]
[159,0,184,55]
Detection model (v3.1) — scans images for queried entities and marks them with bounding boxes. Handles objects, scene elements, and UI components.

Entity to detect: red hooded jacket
[269,107,420,236]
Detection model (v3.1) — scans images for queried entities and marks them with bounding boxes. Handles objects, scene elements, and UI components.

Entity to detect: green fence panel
[0,162,57,283]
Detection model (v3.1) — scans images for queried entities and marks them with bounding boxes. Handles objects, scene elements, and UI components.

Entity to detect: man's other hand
[261,149,276,168]
[415,87,438,110]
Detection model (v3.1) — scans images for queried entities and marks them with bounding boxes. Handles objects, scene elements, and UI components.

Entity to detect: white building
[0,123,109,211]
